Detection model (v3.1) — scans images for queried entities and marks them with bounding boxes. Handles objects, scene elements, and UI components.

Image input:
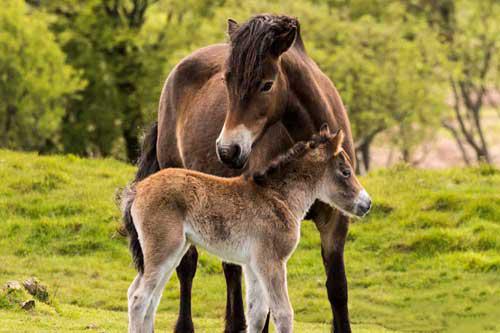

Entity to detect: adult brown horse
[132,14,356,333]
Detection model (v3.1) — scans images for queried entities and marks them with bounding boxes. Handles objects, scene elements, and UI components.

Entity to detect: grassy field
[0,149,499,333]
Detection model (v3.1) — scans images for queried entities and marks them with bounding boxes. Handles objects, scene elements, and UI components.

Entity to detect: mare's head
[216,14,298,169]
[251,124,372,218]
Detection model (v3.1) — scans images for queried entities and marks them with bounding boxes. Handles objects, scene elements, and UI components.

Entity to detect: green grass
[0,149,499,332]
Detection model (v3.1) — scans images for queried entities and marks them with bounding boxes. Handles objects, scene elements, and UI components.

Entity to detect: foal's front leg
[253,262,293,333]
[243,266,270,333]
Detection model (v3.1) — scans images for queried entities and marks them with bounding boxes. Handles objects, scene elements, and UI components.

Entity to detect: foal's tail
[135,121,160,182]
[120,184,144,274]
[120,121,160,274]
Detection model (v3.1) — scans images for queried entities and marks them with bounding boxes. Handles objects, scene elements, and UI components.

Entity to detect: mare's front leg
[174,246,198,333]
[222,263,247,333]
[311,202,351,333]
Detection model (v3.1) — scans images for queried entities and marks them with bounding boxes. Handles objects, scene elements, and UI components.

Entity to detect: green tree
[42,0,222,161]
[0,0,83,152]
[305,4,446,171]
[408,0,500,164]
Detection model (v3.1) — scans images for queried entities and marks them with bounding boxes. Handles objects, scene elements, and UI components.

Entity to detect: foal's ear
[319,123,330,136]
[270,26,297,57]
[331,129,345,155]
[227,18,239,38]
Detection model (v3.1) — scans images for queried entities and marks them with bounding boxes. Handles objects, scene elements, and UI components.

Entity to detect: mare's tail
[135,121,160,182]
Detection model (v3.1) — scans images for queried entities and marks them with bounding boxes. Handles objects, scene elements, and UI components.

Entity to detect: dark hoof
[333,322,351,333]
[223,326,247,333]
[174,321,194,333]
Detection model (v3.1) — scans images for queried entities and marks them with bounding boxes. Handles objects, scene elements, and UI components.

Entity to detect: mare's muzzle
[216,140,246,169]
[216,125,253,169]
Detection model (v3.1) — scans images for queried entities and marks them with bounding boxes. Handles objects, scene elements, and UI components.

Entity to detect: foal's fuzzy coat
[122,126,370,333]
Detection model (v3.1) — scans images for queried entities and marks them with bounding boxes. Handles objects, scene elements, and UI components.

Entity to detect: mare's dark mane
[248,132,331,185]
[228,14,298,99]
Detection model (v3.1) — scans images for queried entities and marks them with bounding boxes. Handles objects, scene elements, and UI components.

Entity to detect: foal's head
[216,14,298,169]
[252,124,372,218]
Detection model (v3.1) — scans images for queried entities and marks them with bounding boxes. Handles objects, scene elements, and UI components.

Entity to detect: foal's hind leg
[143,241,191,332]
[252,262,293,333]
[243,266,269,333]
[129,238,188,333]
[128,209,187,333]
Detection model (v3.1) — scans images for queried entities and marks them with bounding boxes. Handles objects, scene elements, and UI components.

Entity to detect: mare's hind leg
[223,263,247,333]
[174,246,198,333]
[252,261,293,333]
[311,202,351,333]
[243,266,269,333]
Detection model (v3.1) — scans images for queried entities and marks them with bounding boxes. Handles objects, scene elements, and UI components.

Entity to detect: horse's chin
[218,155,249,170]
[226,158,248,170]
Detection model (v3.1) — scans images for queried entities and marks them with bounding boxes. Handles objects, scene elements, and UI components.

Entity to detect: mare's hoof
[174,321,194,333]
[223,326,247,333]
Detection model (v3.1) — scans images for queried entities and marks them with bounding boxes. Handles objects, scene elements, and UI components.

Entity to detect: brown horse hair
[228,14,298,99]
[248,129,338,186]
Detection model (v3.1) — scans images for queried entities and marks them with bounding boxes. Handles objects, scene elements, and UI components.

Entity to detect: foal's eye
[341,169,351,178]
[260,81,274,92]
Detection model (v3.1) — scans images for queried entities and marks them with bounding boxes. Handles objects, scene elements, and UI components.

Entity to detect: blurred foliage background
[0,0,499,171]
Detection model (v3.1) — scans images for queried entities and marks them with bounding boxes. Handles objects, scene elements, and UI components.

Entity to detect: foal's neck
[265,163,322,222]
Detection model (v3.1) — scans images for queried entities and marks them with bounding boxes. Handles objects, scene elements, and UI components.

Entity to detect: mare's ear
[331,129,345,155]
[227,19,239,38]
[270,26,297,57]
[319,123,330,136]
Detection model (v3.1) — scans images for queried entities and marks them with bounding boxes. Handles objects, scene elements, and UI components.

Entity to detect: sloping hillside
[0,150,498,332]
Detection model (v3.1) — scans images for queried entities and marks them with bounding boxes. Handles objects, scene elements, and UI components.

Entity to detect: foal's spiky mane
[249,132,331,186]
[228,14,298,99]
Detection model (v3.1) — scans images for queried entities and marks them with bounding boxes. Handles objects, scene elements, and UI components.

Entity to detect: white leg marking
[244,266,270,333]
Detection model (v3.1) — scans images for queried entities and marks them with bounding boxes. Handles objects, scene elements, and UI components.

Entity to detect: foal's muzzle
[353,189,372,217]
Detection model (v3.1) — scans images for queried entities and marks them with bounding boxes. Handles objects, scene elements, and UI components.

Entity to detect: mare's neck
[281,49,337,140]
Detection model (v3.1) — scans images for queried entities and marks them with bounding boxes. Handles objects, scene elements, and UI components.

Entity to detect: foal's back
[132,168,298,265]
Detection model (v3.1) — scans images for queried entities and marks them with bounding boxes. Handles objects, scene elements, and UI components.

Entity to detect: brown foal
[122,126,371,333]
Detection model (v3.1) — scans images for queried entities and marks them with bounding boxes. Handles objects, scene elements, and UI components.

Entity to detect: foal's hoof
[174,321,194,333]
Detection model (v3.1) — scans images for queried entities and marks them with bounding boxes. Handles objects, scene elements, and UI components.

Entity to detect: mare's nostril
[217,144,242,164]
[230,144,241,160]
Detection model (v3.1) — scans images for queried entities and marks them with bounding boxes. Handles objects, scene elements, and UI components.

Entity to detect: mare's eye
[260,81,273,92]
[341,168,351,178]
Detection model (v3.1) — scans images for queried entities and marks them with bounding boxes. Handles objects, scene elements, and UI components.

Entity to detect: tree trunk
[360,142,371,172]
[2,104,17,147]
[442,120,471,166]
[472,110,490,163]
[355,141,373,175]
